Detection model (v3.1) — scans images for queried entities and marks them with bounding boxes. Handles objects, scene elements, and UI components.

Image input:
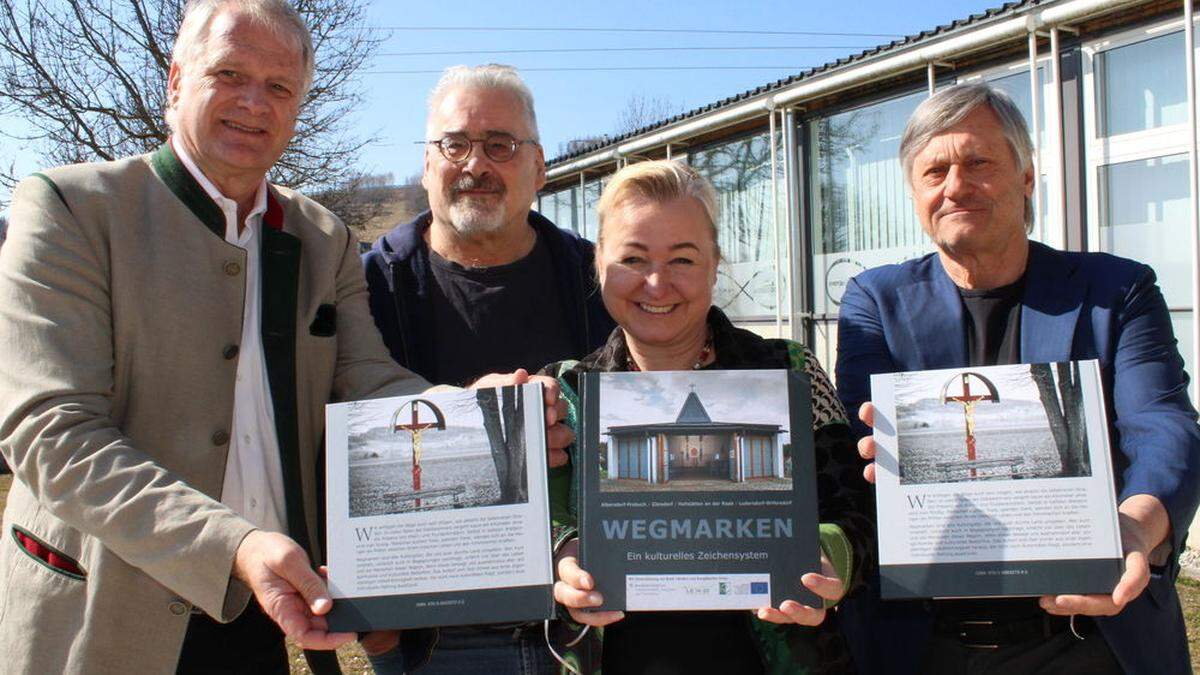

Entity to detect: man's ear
[534,143,547,192]
[421,150,433,193]
[166,61,183,109]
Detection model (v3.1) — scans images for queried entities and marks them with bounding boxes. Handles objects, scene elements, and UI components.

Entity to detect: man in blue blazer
[836,83,1200,674]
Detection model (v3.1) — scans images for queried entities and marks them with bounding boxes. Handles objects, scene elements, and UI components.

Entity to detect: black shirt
[941,274,1037,622]
[958,277,1024,368]
[426,233,577,387]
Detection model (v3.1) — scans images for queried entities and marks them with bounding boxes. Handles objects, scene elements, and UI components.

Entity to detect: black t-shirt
[958,277,1024,368]
[426,233,577,387]
[941,274,1038,621]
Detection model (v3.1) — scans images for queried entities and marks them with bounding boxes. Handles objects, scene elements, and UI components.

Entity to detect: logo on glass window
[824,258,868,307]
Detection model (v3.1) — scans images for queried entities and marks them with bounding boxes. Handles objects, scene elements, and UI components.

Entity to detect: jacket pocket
[11,525,87,581]
[309,303,337,337]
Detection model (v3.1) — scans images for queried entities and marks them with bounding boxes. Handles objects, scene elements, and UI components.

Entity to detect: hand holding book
[471,369,572,468]
[553,537,625,627]
[855,402,878,484]
[1038,493,1169,617]
[754,553,845,626]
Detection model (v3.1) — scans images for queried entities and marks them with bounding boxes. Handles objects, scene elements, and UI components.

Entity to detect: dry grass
[1179,575,1200,673]
[3,471,1200,673]
[286,641,371,675]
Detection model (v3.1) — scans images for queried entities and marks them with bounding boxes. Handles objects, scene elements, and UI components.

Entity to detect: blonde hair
[596,160,721,259]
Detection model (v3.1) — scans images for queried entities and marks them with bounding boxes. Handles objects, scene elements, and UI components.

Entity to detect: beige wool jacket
[0,145,429,674]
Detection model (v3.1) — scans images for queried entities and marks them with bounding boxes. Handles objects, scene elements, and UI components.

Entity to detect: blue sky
[0,0,1004,204]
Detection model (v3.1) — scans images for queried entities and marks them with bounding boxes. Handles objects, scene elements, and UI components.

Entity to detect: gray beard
[446,199,506,236]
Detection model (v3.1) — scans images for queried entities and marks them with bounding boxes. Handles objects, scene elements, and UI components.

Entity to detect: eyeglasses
[422,132,540,163]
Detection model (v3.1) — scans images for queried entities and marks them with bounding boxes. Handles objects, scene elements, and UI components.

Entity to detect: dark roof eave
[545,0,1037,169]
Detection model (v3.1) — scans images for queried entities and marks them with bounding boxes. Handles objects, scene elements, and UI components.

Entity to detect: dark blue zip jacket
[362,209,615,382]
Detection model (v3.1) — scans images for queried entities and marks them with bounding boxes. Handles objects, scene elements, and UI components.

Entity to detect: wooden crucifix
[939,372,1000,478]
[391,399,447,508]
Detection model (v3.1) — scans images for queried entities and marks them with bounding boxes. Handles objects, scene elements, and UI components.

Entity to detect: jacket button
[211,430,230,446]
[222,344,239,360]
[223,261,241,276]
[168,601,188,616]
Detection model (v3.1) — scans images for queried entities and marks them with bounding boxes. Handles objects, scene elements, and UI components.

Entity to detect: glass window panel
[1097,31,1187,136]
[810,320,839,385]
[1096,152,1195,406]
[988,66,1050,149]
[582,176,607,243]
[1098,153,1192,309]
[539,185,582,234]
[809,90,930,317]
[689,131,785,321]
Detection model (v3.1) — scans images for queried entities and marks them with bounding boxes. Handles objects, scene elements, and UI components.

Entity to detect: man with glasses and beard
[361,64,613,674]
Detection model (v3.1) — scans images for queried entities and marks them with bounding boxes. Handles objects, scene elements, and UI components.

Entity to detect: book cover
[870,361,1124,599]
[324,384,553,630]
[578,369,820,611]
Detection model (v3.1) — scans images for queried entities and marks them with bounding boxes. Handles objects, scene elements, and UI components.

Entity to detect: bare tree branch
[614,93,684,136]
[0,0,381,209]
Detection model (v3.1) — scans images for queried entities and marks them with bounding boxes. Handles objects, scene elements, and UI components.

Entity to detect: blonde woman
[543,160,871,674]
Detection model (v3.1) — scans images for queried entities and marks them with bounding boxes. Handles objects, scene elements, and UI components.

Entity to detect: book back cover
[870,361,1123,599]
[324,384,553,630]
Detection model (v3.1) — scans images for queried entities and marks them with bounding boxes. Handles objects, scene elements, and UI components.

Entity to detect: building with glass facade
[538,0,1200,540]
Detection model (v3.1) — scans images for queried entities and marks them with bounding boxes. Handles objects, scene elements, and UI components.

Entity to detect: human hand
[359,630,400,656]
[857,402,877,484]
[755,552,844,626]
[1039,495,1168,616]
[471,369,572,468]
[232,530,354,650]
[553,538,624,627]
[531,374,572,469]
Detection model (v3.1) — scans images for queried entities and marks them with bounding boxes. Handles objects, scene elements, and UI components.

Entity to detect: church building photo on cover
[604,386,786,486]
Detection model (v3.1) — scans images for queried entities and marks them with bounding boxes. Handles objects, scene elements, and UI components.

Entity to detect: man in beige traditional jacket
[0,1,566,672]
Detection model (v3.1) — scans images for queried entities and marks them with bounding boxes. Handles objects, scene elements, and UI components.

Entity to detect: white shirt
[172,138,289,534]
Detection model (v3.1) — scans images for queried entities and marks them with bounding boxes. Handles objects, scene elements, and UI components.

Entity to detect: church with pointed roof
[604,386,786,485]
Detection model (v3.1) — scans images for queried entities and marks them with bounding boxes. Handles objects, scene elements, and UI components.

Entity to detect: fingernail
[587,593,601,605]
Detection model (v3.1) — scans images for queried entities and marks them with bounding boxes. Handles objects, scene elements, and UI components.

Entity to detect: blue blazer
[836,241,1200,674]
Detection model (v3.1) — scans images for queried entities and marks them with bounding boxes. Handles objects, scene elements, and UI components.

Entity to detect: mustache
[936,203,989,215]
[450,174,505,197]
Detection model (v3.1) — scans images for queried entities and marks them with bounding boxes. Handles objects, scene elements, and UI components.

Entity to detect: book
[869,361,1124,599]
[323,384,554,630]
[577,369,820,611]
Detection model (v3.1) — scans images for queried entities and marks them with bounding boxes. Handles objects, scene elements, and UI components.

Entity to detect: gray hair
[169,0,314,127]
[899,83,1035,227]
[596,159,722,261]
[426,64,540,141]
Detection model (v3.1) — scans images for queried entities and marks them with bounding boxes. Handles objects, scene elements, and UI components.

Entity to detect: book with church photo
[322,384,554,631]
[576,369,821,611]
[870,361,1123,599]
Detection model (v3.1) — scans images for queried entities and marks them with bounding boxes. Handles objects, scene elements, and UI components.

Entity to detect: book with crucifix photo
[322,384,554,631]
[576,369,821,611]
[870,361,1124,599]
